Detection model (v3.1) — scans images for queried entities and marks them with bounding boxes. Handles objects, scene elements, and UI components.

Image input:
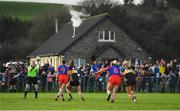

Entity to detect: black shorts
[70,79,80,86]
[125,73,136,87]
[70,74,80,86]
[26,77,38,85]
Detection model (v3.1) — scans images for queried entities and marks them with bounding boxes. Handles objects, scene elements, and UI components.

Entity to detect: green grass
[0,93,180,110]
[0,1,66,20]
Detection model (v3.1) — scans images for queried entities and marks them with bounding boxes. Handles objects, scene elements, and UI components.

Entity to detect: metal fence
[0,76,180,93]
[80,76,180,93]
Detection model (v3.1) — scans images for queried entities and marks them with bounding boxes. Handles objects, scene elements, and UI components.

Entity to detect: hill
[0,1,66,20]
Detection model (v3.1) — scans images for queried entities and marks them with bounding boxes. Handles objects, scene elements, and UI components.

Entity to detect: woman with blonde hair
[95,60,122,103]
[122,61,137,103]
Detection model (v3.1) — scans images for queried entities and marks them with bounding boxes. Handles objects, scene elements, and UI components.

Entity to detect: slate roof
[27,13,109,58]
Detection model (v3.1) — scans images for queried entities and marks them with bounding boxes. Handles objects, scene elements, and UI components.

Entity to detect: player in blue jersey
[95,60,122,103]
[55,60,69,101]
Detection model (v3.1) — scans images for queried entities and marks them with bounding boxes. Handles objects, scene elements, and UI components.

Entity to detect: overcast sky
[0,0,143,5]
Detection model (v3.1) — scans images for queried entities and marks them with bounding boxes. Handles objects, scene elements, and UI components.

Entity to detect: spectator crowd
[0,59,180,93]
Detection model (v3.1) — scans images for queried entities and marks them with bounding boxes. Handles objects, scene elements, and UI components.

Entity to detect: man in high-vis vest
[24,60,39,99]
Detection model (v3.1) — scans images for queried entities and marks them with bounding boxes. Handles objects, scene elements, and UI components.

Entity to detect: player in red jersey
[95,60,121,103]
[55,60,69,101]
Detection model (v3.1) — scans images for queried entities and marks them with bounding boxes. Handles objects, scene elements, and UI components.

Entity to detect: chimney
[55,18,58,33]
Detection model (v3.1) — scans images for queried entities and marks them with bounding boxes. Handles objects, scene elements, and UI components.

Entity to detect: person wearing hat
[95,60,121,103]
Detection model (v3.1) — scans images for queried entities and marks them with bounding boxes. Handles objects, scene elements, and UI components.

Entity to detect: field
[0,93,180,110]
[0,1,66,20]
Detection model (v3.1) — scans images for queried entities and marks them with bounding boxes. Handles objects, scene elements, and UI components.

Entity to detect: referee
[24,60,39,99]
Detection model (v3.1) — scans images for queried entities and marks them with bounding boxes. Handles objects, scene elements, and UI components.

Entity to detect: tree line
[0,0,180,64]
[0,9,70,63]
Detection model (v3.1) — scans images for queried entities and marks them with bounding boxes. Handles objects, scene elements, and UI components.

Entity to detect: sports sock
[24,91,28,98]
[107,93,111,101]
[35,91,38,98]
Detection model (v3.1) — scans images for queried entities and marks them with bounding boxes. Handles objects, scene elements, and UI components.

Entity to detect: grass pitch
[0,93,180,110]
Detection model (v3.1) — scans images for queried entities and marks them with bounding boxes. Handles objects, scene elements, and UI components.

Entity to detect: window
[98,30,116,42]
[98,30,104,40]
[110,31,115,40]
[74,58,86,67]
[105,31,109,40]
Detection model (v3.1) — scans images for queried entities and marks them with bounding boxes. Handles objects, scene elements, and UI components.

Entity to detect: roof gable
[27,13,109,58]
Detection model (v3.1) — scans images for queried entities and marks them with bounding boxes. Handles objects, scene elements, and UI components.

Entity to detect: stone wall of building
[95,47,123,61]
[64,18,149,62]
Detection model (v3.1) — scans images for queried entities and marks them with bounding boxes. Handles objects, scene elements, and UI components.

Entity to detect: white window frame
[98,30,105,41]
[74,58,86,67]
[109,30,116,41]
[98,30,116,42]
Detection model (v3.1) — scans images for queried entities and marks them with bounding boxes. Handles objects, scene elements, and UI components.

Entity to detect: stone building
[27,13,149,68]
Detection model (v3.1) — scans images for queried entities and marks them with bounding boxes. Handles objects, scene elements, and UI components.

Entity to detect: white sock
[107,89,111,95]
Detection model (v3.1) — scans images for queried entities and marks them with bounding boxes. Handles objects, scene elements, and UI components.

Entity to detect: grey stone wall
[64,18,149,62]
[95,47,124,61]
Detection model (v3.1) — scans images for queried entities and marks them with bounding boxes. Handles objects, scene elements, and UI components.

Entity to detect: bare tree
[78,0,119,15]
